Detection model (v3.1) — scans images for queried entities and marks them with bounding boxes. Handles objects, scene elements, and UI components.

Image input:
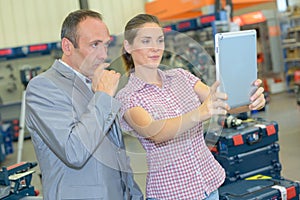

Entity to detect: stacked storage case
[219,178,300,200]
[205,117,300,199]
[207,118,280,184]
[0,122,14,163]
[0,133,5,162]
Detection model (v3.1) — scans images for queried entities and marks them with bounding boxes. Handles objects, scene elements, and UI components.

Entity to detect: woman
[116,14,265,200]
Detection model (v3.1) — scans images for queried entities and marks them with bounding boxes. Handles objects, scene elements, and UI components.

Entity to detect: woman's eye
[142,39,150,44]
[158,38,164,43]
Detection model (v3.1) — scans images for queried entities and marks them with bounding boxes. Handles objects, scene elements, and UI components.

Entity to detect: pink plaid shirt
[116,68,225,199]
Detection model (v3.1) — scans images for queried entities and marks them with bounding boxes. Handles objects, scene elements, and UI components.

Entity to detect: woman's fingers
[210,81,220,94]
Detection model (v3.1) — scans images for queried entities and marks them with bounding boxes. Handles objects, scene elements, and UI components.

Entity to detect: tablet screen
[215,30,257,109]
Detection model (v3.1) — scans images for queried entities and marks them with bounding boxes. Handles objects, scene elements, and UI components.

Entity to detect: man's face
[71,17,111,79]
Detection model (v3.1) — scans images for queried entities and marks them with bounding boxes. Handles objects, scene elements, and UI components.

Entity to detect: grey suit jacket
[25,60,143,200]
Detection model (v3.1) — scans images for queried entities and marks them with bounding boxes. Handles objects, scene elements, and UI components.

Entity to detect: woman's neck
[134,67,162,87]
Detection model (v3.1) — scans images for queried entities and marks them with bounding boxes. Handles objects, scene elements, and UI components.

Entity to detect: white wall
[289,0,300,7]
[0,0,79,48]
[88,0,145,35]
[0,0,145,49]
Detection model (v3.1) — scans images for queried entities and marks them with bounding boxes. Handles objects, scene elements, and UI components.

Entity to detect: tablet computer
[215,29,257,109]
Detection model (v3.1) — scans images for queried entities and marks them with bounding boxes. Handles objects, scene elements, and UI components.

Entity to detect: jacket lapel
[52,60,93,101]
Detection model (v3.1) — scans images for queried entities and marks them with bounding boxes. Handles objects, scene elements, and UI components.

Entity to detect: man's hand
[92,64,120,96]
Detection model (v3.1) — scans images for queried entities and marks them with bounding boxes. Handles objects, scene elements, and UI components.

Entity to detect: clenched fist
[92,64,120,96]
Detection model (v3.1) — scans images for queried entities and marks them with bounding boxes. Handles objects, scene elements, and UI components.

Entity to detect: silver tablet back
[215,29,257,108]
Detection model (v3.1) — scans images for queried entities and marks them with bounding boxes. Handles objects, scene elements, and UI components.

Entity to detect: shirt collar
[127,68,176,92]
[58,59,92,91]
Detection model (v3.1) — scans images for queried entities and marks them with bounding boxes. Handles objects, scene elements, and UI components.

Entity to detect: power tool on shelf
[0,161,38,199]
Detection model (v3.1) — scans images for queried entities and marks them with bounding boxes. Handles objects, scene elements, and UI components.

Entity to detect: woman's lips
[149,55,160,59]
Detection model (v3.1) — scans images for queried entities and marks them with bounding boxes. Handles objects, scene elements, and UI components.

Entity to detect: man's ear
[61,38,74,56]
[124,40,131,54]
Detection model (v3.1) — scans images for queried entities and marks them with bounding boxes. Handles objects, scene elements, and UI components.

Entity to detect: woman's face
[127,22,165,69]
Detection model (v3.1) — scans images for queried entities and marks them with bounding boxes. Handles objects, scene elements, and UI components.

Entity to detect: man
[25,9,143,200]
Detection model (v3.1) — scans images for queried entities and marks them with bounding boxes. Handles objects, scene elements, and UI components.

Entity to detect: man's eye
[92,42,109,48]
[92,42,99,48]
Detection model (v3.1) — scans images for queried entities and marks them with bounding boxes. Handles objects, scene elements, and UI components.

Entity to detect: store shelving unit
[281,10,300,92]
[160,11,230,85]
[0,42,61,61]
[241,21,272,78]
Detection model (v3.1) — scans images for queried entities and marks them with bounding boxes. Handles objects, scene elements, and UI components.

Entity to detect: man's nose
[96,45,108,60]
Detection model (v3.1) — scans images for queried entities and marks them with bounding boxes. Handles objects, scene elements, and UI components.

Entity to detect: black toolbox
[206,118,279,157]
[223,162,282,185]
[214,143,282,184]
[219,178,300,200]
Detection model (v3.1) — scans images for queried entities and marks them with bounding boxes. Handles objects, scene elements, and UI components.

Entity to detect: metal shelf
[290,15,300,20]
[0,42,61,61]
[282,42,300,48]
[288,26,300,32]
[284,58,300,62]
[0,101,21,108]
[282,12,300,91]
